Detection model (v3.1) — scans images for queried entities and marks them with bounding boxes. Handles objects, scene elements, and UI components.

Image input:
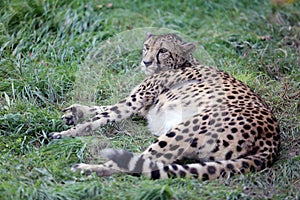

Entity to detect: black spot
[193,125,200,131]
[207,139,214,144]
[193,119,199,124]
[175,135,183,141]
[163,165,169,172]
[164,153,173,159]
[179,170,186,178]
[259,141,264,146]
[190,138,198,148]
[151,170,160,179]
[207,166,216,174]
[231,128,238,133]
[228,95,235,99]
[92,116,100,121]
[208,119,215,125]
[260,162,266,170]
[101,112,109,117]
[254,159,262,167]
[182,164,189,170]
[266,117,274,124]
[212,113,219,118]
[266,141,272,146]
[236,146,242,152]
[215,123,222,127]
[251,146,259,154]
[242,132,250,139]
[151,150,157,155]
[238,140,245,145]
[257,121,264,126]
[257,126,263,134]
[273,134,280,142]
[156,153,162,158]
[171,164,178,170]
[190,168,198,178]
[237,116,243,121]
[126,102,132,107]
[184,121,190,126]
[223,140,230,147]
[225,151,233,160]
[267,125,274,131]
[158,141,167,148]
[223,117,231,121]
[182,128,189,133]
[250,130,256,135]
[261,110,268,115]
[256,115,264,120]
[110,106,119,111]
[202,173,209,181]
[131,106,137,110]
[202,115,209,121]
[227,134,234,140]
[170,145,179,151]
[242,161,249,169]
[177,148,184,156]
[243,124,251,130]
[166,132,176,138]
[222,111,228,116]
[212,145,219,153]
[267,161,272,168]
[246,118,253,123]
[217,128,225,133]
[226,163,234,170]
[199,129,207,134]
[266,133,273,138]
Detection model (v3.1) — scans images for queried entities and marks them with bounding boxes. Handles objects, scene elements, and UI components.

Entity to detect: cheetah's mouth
[141,61,156,76]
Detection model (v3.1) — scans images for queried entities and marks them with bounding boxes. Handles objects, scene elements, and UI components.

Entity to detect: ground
[0,0,299,199]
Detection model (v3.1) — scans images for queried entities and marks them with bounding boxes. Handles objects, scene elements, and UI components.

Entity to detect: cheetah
[51,33,280,180]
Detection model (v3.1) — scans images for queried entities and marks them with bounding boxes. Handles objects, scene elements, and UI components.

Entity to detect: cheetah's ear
[181,42,197,54]
[146,32,153,38]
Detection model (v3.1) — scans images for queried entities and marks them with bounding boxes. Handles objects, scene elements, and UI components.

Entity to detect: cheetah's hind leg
[71,160,123,177]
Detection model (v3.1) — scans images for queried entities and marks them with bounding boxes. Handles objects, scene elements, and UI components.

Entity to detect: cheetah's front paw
[61,104,89,125]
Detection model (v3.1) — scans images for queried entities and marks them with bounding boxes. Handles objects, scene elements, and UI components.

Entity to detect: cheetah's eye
[144,44,150,51]
[159,48,168,53]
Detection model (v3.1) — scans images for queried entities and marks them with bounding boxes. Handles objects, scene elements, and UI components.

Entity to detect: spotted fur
[51,33,280,180]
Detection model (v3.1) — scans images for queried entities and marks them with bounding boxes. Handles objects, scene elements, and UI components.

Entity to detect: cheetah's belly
[146,91,205,136]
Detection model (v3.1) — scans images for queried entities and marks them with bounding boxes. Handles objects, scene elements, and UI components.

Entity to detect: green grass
[1,0,299,199]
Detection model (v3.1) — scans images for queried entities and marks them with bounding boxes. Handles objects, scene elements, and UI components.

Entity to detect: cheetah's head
[141,33,197,76]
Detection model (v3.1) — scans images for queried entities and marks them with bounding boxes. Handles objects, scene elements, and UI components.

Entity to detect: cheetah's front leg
[51,78,158,139]
[51,98,149,139]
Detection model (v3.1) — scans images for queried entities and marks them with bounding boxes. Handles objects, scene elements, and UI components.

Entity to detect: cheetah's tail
[102,148,276,180]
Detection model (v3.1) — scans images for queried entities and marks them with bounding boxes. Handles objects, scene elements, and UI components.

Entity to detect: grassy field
[0,0,299,199]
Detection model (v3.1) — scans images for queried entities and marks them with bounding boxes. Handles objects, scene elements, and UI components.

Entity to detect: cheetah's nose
[143,60,152,67]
